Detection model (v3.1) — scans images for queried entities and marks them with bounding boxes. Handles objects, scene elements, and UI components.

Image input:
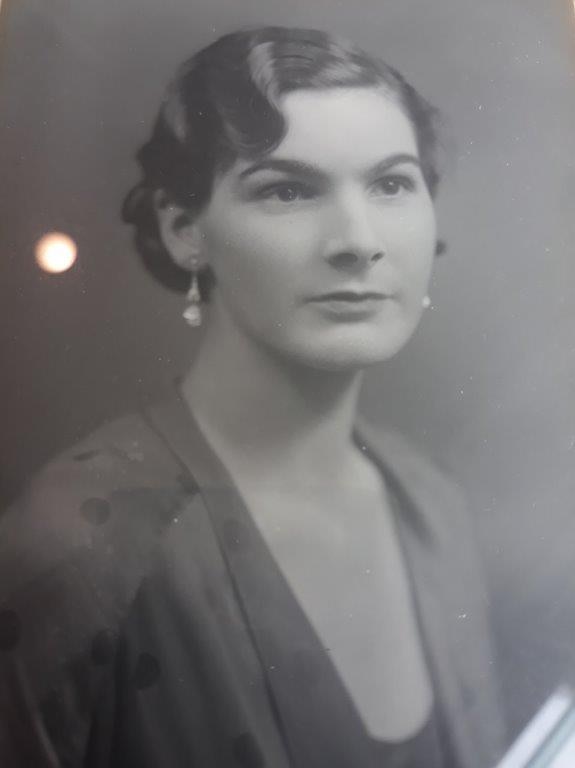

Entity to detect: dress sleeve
[0,415,186,767]
[0,481,118,766]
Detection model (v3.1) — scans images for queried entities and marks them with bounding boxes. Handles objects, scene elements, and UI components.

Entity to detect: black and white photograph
[1,1,574,766]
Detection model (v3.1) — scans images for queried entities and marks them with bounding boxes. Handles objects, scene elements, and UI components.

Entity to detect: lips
[308,290,389,303]
[305,289,393,320]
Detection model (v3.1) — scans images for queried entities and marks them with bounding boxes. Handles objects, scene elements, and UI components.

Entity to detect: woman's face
[194,86,437,370]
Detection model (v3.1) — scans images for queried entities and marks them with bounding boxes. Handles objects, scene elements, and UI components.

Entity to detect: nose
[323,192,384,270]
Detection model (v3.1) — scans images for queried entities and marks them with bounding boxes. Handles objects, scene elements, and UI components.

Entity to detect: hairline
[209,82,420,186]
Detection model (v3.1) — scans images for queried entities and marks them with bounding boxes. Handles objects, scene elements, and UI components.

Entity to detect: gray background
[1,0,574,738]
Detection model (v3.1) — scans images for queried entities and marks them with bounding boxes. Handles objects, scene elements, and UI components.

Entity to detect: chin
[281,330,415,373]
[308,347,404,372]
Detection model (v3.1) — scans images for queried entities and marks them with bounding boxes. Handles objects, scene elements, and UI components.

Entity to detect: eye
[257,181,316,203]
[371,174,417,197]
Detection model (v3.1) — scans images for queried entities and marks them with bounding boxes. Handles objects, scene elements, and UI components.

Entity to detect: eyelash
[371,175,417,196]
[255,175,417,203]
[256,182,315,203]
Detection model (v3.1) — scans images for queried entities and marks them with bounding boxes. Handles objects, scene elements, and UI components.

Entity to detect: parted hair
[122,26,443,297]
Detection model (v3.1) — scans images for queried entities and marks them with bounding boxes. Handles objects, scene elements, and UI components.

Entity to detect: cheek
[203,215,307,310]
[391,204,437,286]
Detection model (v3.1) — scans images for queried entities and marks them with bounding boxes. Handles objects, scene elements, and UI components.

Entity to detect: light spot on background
[35,232,77,273]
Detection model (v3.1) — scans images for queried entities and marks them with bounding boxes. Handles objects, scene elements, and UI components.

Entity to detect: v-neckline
[145,385,444,768]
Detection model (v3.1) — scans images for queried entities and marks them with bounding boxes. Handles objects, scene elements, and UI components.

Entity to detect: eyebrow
[237,153,422,181]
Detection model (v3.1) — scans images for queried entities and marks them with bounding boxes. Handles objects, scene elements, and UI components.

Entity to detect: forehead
[240,87,419,176]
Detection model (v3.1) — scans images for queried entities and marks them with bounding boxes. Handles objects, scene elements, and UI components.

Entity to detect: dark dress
[0,385,505,767]
[373,712,444,767]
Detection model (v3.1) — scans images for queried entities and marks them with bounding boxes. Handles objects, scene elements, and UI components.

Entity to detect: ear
[153,190,205,270]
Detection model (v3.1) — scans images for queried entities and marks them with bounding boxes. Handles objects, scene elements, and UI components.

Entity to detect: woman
[0,26,505,768]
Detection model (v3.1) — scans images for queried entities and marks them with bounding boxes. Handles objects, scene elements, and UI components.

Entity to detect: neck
[180,311,364,483]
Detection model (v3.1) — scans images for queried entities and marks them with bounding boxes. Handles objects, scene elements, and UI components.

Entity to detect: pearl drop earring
[422,295,431,309]
[183,261,202,327]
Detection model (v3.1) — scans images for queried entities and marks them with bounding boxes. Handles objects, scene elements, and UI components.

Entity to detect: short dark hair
[122,26,443,296]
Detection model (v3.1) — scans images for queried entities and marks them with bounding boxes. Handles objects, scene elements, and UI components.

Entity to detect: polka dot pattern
[232,732,264,768]
[81,497,111,525]
[0,609,21,651]
[177,472,200,495]
[132,652,161,690]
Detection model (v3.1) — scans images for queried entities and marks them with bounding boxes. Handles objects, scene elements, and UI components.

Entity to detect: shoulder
[358,421,508,759]
[0,408,204,764]
[0,409,191,666]
[356,419,488,600]
[356,419,467,526]
[1,410,186,591]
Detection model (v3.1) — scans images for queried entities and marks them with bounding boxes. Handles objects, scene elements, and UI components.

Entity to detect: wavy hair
[122,26,443,297]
